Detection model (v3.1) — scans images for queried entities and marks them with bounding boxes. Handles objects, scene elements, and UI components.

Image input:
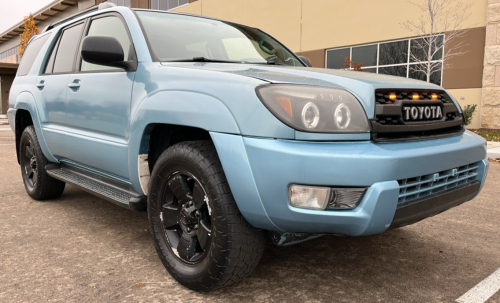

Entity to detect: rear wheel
[148,140,265,291]
[19,126,65,200]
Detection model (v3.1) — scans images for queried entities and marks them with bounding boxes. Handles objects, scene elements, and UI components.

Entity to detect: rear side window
[50,23,84,74]
[17,34,51,76]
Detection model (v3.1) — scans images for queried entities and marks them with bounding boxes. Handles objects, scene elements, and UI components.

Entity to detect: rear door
[35,22,85,158]
[64,13,136,179]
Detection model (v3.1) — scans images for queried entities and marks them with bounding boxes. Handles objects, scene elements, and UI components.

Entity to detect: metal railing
[0,46,19,62]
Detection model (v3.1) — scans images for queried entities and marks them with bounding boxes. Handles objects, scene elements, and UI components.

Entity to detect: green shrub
[462,104,477,126]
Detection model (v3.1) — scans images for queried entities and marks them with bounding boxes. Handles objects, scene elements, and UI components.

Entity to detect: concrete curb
[487,142,500,159]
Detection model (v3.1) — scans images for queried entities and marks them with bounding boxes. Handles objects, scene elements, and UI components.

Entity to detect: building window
[107,0,131,7]
[150,0,189,10]
[326,35,444,86]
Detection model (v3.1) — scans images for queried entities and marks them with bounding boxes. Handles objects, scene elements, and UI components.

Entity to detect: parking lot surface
[1,129,499,302]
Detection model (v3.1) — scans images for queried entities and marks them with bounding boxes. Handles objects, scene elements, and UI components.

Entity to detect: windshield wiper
[165,57,242,64]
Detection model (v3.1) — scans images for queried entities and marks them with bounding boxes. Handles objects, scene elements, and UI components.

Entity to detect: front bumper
[210,131,488,236]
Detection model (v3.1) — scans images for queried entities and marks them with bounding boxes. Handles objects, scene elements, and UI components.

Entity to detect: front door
[64,14,136,179]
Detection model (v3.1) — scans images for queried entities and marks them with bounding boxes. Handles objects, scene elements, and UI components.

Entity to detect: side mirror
[298,55,312,67]
[81,36,136,71]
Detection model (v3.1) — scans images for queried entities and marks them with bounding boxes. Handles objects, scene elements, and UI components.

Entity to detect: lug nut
[187,227,191,232]
[194,224,198,229]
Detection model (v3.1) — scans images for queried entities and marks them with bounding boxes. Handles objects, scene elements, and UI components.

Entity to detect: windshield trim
[132,9,305,67]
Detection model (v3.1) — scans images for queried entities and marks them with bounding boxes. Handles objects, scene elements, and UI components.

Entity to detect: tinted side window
[81,16,132,72]
[17,34,51,76]
[44,36,60,74]
[52,23,84,73]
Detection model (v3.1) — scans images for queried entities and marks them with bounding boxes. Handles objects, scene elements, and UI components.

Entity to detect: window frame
[75,12,137,74]
[41,20,87,76]
[325,35,445,86]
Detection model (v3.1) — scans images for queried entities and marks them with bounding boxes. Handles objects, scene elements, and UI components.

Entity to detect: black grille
[372,89,464,142]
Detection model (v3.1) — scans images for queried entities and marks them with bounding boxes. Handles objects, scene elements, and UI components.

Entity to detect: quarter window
[51,23,85,74]
[17,34,51,76]
[80,16,133,72]
[326,35,444,86]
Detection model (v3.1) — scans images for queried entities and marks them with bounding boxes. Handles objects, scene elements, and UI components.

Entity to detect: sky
[0,0,54,34]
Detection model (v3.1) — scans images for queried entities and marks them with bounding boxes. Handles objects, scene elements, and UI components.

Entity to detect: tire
[148,140,265,291]
[19,126,65,200]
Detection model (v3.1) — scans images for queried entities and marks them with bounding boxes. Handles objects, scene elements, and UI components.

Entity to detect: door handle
[36,80,45,89]
[68,80,81,89]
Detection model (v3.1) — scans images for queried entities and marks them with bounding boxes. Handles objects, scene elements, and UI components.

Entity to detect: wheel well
[145,124,211,173]
[15,109,34,164]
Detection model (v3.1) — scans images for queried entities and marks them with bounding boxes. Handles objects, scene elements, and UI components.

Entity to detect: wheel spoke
[192,182,206,209]
[197,218,211,251]
[168,175,192,204]
[32,170,38,185]
[161,204,182,229]
[25,145,33,159]
[25,166,34,178]
[177,232,197,261]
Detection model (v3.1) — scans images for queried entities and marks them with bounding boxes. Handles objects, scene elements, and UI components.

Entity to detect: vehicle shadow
[52,185,458,302]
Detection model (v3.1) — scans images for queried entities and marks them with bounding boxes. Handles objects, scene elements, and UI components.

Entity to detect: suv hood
[161,62,444,116]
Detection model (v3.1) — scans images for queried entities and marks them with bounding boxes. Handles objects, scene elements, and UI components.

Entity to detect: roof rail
[43,2,117,32]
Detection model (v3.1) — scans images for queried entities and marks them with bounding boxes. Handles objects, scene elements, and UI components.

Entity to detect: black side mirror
[81,35,136,71]
[298,55,312,67]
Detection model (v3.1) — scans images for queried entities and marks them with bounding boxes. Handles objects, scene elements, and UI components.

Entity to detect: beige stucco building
[0,0,497,129]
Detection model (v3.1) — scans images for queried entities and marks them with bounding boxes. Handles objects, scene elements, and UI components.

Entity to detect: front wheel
[148,141,265,291]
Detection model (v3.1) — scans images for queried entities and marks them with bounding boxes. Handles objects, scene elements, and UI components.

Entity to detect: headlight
[256,84,370,133]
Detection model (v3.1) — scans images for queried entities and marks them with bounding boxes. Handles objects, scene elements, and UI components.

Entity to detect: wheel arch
[127,91,241,194]
[13,92,57,164]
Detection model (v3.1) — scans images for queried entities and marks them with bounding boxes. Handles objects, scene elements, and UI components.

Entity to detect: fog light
[289,185,330,210]
[326,188,366,210]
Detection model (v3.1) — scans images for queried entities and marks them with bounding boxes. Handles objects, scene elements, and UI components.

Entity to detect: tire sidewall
[19,126,44,196]
[148,147,223,287]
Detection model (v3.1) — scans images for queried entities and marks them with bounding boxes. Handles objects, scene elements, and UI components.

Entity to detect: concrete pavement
[1,129,500,302]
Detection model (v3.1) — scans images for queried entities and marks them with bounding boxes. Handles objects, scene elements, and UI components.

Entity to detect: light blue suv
[8,3,488,291]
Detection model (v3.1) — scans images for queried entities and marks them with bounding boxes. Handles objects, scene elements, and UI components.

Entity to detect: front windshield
[135,11,304,66]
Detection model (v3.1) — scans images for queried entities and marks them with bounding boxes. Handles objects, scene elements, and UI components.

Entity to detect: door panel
[35,22,85,158]
[65,72,133,178]
[63,14,136,179]
[34,74,69,158]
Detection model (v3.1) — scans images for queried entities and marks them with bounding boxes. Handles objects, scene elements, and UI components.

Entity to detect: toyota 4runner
[8,3,488,291]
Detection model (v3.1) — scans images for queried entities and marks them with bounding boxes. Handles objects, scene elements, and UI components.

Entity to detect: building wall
[481,0,500,129]
[174,0,487,52]
[0,75,14,114]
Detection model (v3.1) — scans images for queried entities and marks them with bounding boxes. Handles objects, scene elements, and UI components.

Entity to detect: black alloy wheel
[148,140,265,291]
[160,172,212,264]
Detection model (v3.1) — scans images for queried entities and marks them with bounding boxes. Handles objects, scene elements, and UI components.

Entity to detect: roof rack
[43,2,117,32]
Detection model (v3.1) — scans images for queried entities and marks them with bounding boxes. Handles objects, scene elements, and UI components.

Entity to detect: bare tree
[401,0,472,83]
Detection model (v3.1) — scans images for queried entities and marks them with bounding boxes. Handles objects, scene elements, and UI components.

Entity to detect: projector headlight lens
[256,84,369,133]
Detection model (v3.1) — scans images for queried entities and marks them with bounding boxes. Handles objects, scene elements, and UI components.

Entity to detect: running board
[45,163,146,211]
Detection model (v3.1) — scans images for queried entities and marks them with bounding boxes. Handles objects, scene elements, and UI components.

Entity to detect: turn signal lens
[388,93,397,101]
[431,93,439,100]
[276,97,293,117]
[412,93,420,100]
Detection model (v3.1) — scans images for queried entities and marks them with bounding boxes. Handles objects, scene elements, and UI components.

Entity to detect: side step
[46,163,146,211]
